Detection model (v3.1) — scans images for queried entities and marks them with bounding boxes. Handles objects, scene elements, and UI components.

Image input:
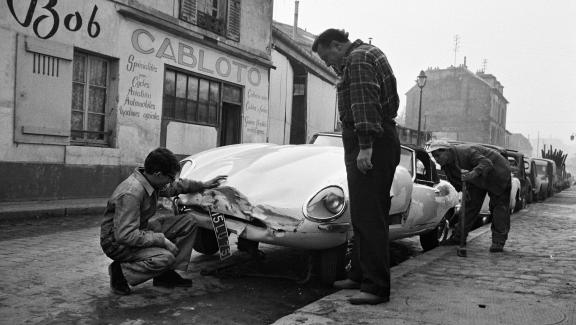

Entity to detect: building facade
[509,133,533,157]
[269,22,337,144]
[404,66,509,147]
[0,0,273,203]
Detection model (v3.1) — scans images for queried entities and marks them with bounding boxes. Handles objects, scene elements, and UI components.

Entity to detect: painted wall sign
[119,54,160,121]
[131,29,262,86]
[6,0,101,39]
[244,89,268,136]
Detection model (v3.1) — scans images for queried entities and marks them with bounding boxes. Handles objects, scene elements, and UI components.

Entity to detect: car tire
[193,228,219,255]
[420,213,452,251]
[317,243,347,285]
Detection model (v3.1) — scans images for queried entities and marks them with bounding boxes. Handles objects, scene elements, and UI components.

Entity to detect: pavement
[273,187,576,325]
[0,187,575,324]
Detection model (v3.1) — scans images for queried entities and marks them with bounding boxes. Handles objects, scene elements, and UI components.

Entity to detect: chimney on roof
[293,0,299,40]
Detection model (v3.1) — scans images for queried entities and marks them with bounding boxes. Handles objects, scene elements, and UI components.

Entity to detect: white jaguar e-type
[175,132,459,283]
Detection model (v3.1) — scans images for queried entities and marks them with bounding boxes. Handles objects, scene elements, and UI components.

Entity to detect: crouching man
[100,147,226,295]
[427,141,511,253]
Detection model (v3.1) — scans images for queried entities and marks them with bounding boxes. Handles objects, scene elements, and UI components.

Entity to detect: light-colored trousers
[120,213,198,286]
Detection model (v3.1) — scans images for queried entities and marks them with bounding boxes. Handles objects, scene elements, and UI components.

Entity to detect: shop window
[71,52,114,146]
[163,68,221,126]
[180,0,241,41]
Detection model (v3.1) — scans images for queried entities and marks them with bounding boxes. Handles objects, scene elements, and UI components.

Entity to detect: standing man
[427,141,511,252]
[101,147,226,295]
[312,29,400,305]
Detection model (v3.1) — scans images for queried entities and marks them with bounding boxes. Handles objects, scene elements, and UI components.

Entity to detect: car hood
[178,144,347,230]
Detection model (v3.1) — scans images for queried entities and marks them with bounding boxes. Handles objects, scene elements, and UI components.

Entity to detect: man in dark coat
[428,141,511,252]
[312,29,400,305]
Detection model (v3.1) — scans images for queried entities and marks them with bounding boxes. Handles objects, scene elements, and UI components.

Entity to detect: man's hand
[204,175,228,189]
[461,170,479,182]
[163,238,179,256]
[356,148,373,174]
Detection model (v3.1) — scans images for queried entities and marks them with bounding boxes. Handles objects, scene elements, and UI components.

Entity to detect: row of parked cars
[435,140,571,226]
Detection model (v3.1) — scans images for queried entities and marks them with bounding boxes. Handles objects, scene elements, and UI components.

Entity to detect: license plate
[208,209,231,261]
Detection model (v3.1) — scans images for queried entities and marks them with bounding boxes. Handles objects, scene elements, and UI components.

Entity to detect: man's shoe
[489,242,505,253]
[153,270,193,288]
[333,278,361,290]
[441,235,462,246]
[349,292,389,305]
[108,262,131,295]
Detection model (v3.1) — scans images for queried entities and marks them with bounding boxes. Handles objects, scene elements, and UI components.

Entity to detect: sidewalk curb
[0,199,108,221]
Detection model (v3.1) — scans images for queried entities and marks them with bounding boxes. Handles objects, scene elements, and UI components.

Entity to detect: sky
[272,0,576,145]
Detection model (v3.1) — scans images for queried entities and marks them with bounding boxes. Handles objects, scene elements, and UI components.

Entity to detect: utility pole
[453,35,460,66]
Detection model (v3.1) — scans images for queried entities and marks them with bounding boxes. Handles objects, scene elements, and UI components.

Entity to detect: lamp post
[416,70,427,146]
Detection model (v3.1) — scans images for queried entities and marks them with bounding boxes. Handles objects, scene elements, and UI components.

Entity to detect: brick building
[404,65,509,147]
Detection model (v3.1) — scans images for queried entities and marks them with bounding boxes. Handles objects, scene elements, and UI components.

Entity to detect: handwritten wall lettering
[244,89,268,136]
[7,0,101,39]
[120,55,159,121]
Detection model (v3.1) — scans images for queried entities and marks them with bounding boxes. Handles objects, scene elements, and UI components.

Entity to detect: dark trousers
[459,182,511,244]
[342,123,400,297]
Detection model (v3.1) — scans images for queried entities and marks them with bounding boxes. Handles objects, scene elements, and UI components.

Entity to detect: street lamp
[416,70,427,146]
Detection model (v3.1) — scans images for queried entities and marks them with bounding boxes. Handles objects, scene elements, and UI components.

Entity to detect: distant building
[405,66,509,147]
[509,133,533,157]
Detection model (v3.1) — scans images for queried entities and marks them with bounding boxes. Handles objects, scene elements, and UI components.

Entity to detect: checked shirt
[337,39,399,149]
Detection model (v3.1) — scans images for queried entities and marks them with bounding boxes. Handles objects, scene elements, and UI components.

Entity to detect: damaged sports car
[174,132,459,283]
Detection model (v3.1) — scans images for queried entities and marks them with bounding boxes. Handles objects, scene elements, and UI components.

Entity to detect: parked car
[541,158,558,197]
[174,132,459,283]
[504,150,531,209]
[530,158,550,201]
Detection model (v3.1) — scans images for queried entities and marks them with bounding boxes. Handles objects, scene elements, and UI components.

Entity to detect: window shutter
[226,0,241,41]
[180,0,197,25]
[14,34,73,145]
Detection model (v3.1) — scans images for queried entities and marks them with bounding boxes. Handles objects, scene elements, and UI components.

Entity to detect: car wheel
[317,243,347,285]
[420,213,451,251]
[193,228,219,255]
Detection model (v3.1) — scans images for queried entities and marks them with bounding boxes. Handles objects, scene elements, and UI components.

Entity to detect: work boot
[108,261,131,295]
[349,292,390,305]
[333,278,361,290]
[489,242,505,253]
[153,270,193,288]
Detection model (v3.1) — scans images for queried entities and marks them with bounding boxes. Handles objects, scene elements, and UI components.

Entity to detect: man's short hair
[144,147,181,176]
[312,29,349,52]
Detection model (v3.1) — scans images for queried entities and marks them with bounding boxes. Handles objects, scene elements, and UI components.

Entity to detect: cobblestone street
[1,189,575,324]
[275,187,576,325]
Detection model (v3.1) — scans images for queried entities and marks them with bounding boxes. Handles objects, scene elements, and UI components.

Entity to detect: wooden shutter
[14,34,73,145]
[180,0,197,25]
[226,0,241,41]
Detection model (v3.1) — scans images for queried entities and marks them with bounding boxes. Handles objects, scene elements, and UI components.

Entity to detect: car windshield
[310,134,343,147]
[536,164,547,175]
[399,148,413,176]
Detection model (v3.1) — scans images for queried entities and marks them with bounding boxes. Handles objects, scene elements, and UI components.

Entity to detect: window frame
[70,50,113,146]
[163,66,234,128]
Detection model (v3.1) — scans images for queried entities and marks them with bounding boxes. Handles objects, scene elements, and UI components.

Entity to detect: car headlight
[304,186,346,222]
